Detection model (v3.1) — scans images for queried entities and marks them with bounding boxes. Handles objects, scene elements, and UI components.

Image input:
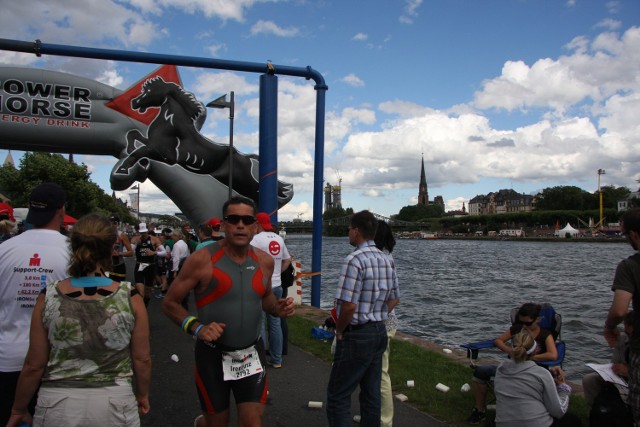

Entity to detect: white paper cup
[170,354,179,362]
[406,380,415,388]
[435,383,450,393]
[308,401,323,408]
[395,393,408,402]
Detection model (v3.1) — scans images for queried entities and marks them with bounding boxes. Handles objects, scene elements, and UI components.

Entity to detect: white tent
[555,223,580,237]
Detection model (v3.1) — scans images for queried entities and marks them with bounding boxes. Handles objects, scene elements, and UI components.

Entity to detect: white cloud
[0,1,164,48]
[278,200,312,221]
[595,18,622,30]
[250,20,300,37]
[605,1,621,14]
[379,100,436,118]
[342,108,376,125]
[446,196,467,212]
[352,33,368,41]
[473,27,640,115]
[154,0,257,22]
[399,0,423,24]
[194,71,260,101]
[206,43,227,57]
[340,73,365,87]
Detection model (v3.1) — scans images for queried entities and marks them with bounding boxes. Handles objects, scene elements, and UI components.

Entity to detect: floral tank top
[41,280,135,387]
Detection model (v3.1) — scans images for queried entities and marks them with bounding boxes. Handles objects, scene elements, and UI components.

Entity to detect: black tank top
[135,236,155,263]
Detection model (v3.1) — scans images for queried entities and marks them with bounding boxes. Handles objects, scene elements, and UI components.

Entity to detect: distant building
[444,201,467,218]
[324,181,342,211]
[468,189,534,215]
[618,186,640,211]
[3,151,14,167]
[418,156,428,206]
[417,156,445,209]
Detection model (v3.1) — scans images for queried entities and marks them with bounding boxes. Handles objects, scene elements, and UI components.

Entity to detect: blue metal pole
[311,84,328,308]
[0,39,326,85]
[259,74,278,220]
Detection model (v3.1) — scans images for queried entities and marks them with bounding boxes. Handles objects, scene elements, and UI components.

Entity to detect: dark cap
[26,183,66,226]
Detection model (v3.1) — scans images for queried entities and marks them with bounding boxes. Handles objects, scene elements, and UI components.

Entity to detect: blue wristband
[194,324,204,337]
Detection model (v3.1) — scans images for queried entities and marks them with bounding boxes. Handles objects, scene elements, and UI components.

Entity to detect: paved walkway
[142,295,446,427]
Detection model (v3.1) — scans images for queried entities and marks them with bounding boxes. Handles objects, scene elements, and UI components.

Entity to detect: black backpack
[589,383,634,427]
[281,263,295,289]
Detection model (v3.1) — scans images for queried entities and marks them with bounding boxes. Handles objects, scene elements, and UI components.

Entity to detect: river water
[284,234,632,382]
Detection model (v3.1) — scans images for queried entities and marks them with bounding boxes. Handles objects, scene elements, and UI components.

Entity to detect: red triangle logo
[106,65,182,125]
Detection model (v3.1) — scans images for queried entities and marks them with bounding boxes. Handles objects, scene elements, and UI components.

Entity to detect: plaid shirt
[335,240,400,325]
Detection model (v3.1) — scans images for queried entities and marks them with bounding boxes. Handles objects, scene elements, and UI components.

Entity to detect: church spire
[3,150,15,168]
[418,155,428,206]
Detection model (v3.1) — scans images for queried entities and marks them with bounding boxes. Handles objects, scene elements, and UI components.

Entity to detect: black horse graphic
[114,76,293,205]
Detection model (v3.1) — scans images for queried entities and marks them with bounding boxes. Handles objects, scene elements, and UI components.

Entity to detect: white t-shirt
[171,239,190,272]
[250,231,290,288]
[0,229,69,371]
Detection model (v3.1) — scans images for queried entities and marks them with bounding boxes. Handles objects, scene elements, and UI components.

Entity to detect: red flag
[106,65,182,125]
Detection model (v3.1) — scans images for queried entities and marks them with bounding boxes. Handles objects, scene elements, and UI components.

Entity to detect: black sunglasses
[517,318,536,326]
[224,215,256,225]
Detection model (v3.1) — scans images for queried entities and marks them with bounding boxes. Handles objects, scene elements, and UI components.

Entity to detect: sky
[1,0,639,221]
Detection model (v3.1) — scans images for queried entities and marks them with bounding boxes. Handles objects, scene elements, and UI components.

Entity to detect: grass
[288,314,590,426]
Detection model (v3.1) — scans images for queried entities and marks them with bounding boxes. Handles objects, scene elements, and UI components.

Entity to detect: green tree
[0,152,135,222]
[396,204,443,222]
[322,206,354,236]
[599,185,631,210]
[534,186,593,211]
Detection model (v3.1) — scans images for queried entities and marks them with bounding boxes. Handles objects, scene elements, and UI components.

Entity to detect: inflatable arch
[0,65,292,224]
[0,38,328,307]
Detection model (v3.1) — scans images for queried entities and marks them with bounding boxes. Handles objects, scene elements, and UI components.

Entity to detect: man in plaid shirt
[327,210,400,427]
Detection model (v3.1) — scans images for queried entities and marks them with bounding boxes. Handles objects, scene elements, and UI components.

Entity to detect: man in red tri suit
[162,196,295,427]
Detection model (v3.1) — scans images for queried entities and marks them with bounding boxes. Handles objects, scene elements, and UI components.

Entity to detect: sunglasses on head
[224,215,256,225]
[518,318,536,326]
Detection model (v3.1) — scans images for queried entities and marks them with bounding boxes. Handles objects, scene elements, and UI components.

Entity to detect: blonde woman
[494,331,579,427]
[7,214,151,427]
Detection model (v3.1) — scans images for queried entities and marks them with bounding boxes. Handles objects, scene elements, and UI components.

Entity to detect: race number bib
[221,346,263,381]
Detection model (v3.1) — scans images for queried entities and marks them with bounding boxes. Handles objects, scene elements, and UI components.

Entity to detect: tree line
[0,152,137,224]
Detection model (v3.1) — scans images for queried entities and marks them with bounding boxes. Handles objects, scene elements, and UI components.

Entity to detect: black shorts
[134,263,156,287]
[194,339,268,414]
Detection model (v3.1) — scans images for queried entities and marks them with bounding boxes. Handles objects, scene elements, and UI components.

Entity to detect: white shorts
[34,385,139,427]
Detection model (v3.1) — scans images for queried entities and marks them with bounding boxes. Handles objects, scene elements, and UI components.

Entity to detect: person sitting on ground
[583,311,632,408]
[6,213,151,427]
[494,331,579,427]
[467,303,558,424]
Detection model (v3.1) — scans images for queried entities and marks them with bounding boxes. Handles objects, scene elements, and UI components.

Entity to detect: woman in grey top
[494,331,580,427]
